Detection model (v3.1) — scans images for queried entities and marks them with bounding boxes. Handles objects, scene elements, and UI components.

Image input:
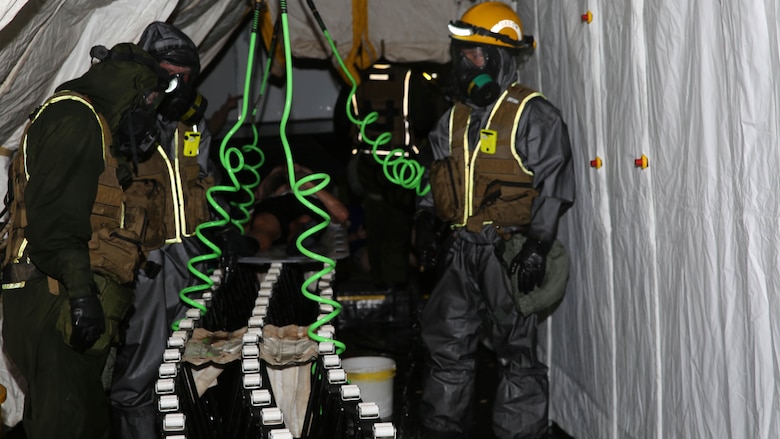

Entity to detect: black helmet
[139,22,201,77]
[138,22,208,124]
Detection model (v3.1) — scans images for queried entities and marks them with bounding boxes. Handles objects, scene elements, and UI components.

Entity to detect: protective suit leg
[3,278,110,439]
[420,237,485,437]
[420,234,548,439]
[491,313,548,438]
[110,240,202,438]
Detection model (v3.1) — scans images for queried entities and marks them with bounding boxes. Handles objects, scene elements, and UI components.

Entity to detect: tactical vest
[429,84,544,233]
[351,64,419,154]
[123,123,214,251]
[4,91,143,284]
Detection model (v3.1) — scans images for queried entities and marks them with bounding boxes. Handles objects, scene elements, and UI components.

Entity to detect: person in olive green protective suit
[1,43,172,439]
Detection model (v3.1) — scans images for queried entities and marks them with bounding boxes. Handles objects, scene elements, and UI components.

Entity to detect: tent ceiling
[0,0,249,149]
[0,0,478,148]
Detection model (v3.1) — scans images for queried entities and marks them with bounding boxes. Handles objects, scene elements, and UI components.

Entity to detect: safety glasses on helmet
[448,20,534,50]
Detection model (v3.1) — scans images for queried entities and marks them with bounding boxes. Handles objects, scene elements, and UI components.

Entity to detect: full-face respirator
[89,44,179,163]
[157,75,208,125]
[138,21,208,125]
[451,42,502,107]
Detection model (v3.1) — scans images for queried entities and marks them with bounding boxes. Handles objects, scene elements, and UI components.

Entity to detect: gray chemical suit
[418,47,575,439]
[109,23,217,439]
[110,118,214,438]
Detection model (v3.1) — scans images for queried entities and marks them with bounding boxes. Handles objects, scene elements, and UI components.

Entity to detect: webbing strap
[337,0,377,85]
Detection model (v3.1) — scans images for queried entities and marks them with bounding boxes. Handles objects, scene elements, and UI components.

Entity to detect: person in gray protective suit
[414,3,575,438]
[109,22,216,439]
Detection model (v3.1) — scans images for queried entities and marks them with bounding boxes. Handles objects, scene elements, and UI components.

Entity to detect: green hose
[172,2,266,330]
[275,0,344,354]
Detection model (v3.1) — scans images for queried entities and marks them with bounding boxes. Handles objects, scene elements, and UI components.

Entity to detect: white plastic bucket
[341,356,396,419]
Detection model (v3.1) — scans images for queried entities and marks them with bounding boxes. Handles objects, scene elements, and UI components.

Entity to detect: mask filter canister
[466,73,500,107]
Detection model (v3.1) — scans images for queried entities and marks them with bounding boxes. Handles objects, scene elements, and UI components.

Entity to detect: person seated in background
[246,163,349,255]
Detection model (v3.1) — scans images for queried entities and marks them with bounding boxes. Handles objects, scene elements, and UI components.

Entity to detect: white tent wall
[523,0,780,438]
[0,2,27,30]
[519,1,625,436]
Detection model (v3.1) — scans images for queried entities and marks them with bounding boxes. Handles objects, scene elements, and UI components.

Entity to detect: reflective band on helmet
[448,21,473,37]
[490,19,522,39]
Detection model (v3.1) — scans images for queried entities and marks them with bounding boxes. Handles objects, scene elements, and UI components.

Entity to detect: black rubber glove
[413,210,441,271]
[69,289,106,353]
[509,237,552,294]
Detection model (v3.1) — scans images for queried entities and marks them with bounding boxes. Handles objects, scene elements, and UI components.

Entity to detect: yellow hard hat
[448,1,534,50]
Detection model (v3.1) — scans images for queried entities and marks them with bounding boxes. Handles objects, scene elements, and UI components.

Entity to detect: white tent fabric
[2,0,780,437]
[521,1,780,438]
[264,0,462,63]
[0,2,28,30]
[0,0,249,151]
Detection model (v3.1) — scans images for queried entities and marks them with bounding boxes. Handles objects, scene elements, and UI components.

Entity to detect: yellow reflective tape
[2,281,26,290]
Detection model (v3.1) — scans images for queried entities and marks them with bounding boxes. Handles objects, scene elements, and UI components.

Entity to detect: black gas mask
[138,22,207,125]
[451,42,502,107]
[89,44,179,164]
[157,74,208,125]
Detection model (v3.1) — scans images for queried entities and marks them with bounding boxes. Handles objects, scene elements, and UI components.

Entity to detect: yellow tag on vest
[183,131,201,157]
[479,129,497,154]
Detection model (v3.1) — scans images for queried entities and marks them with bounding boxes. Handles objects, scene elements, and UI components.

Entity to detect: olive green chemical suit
[2,44,165,439]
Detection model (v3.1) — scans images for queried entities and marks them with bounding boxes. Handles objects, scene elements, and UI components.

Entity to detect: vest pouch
[429,156,463,223]
[88,225,143,285]
[185,175,215,233]
[123,179,165,250]
[91,181,124,228]
[476,176,536,228]
[57,273,135,356]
